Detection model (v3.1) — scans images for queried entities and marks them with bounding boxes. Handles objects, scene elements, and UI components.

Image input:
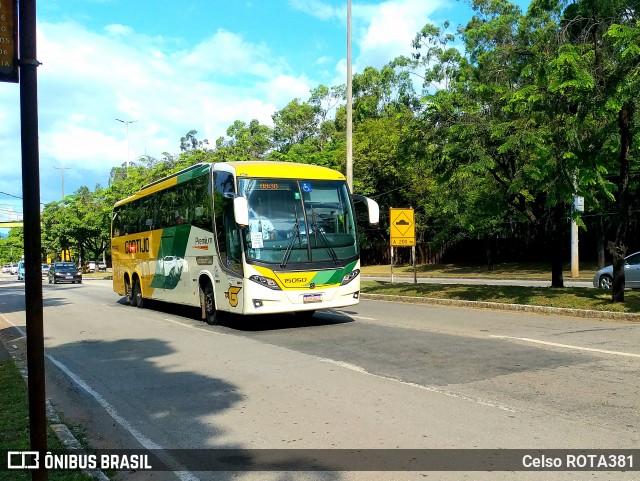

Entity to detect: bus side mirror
[366,197,379,225]
[233,196,249,227]
[352,195,379,226]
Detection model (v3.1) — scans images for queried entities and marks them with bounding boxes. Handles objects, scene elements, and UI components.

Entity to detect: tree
[215,120,273,161]
[272,99,319,154]
[0,228,24,264]
[555,0,640,301]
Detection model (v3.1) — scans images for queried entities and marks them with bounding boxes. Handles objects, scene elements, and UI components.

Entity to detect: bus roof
[223,161,346,181]
[114,161,346,208]
[114,163,211,207]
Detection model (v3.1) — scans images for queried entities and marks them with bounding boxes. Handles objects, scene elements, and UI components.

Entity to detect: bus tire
[133,278,145,309]
[125,278,135,306]
[202,282,219,325]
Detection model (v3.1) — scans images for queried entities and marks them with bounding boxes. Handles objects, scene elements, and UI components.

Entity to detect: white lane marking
[318,358,519,413]
[491,335,640,359]
[0,315,200,481]
[163,317,226,335]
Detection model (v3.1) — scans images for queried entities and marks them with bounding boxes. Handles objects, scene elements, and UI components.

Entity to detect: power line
[0,191,23,200]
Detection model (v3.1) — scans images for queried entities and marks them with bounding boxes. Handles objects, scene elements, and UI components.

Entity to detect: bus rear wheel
[125,278,135,306]
[202,282,219,325]
[133,278,144,308]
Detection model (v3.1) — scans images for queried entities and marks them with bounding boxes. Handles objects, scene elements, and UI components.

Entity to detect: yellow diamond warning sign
[390,208,415,247]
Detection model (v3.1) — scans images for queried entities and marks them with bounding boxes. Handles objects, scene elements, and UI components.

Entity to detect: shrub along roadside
[360,281,640,314]
[360,263,597,281]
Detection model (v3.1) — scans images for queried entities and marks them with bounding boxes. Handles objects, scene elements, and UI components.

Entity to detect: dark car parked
[48,262,82,284]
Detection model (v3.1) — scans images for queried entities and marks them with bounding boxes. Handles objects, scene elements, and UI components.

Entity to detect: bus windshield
[238,178,358,266]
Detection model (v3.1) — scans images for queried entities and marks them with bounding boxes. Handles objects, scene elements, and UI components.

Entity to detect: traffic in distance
[111,161,379,324]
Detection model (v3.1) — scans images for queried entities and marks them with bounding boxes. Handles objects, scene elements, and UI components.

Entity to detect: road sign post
[389,208,416,284]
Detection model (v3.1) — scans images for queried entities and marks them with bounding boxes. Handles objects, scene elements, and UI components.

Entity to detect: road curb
[360,293,640,321]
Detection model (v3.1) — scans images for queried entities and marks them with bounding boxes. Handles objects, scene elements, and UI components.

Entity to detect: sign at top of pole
[389,208,415,247]
[0,0,18,83]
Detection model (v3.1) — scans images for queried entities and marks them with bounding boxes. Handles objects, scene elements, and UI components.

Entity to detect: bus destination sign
[0,0,18,83]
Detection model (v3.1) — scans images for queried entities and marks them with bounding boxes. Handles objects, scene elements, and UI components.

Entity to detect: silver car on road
[593,251,640,289]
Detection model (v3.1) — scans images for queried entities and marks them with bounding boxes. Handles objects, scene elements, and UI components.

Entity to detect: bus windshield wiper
[281,204,302,268]
[310,205,339,265]
[312,223,339,265]
[281,222,301,268]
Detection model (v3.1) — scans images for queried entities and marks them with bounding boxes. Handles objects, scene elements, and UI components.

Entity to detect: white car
[2,265,10,273]
[88,261,107,273]
[9,264,18,275]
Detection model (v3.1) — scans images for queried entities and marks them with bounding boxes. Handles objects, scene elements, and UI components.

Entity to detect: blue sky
[0,0,528,228]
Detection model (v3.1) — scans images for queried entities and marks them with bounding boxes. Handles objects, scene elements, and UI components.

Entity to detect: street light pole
[346,0,353,192]
[116,118,136,174]
[53,166,70,200]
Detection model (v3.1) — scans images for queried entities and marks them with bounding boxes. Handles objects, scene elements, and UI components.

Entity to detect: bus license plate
[303,293,322,304]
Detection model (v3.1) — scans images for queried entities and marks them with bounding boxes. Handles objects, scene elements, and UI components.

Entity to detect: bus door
[213,170,245,314]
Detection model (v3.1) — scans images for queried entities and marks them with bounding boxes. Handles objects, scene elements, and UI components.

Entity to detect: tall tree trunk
[595,217,606,270]
[609,104,633,303]
[485,237,495,271]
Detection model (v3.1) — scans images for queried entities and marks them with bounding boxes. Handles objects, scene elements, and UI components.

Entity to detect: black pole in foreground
[19,0,47,479]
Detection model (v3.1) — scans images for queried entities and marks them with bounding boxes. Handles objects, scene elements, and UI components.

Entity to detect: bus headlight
[249,275,281,290]
[341,269,360,285]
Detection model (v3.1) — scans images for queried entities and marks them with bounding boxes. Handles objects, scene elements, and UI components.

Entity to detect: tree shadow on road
[43,336,345,481]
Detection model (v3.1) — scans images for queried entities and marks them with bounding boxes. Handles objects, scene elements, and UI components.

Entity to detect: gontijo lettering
[124,238,150,254]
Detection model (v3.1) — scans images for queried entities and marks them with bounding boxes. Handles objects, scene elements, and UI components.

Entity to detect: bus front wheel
[202,283,219,326]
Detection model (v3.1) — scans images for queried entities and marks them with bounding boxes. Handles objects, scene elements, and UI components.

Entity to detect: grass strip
[0,358,94,481]
[361,262,598,281]
[361,280,640,314]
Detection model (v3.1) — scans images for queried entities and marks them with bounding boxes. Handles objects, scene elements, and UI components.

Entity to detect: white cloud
[0,18,317,205]
[288,0,343,21]
[179,29,276,78]
[257,75,313,107]
[355,0,445,70]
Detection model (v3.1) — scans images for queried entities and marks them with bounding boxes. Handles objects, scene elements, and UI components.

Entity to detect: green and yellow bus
[111,161,379,324]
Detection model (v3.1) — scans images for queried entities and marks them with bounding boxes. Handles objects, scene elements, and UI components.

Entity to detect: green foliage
[215,119,273,162]
[37,0,640,293]
[0,228,24,264]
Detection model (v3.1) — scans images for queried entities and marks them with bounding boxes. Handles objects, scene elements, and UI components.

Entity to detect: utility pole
[346,0,353,191]
[116,118,136,175]
[53,166,70,200]
[571,195,584,278]
[18,0,48,478]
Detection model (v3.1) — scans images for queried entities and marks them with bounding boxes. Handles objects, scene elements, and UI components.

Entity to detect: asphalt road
[1,274,639,481]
